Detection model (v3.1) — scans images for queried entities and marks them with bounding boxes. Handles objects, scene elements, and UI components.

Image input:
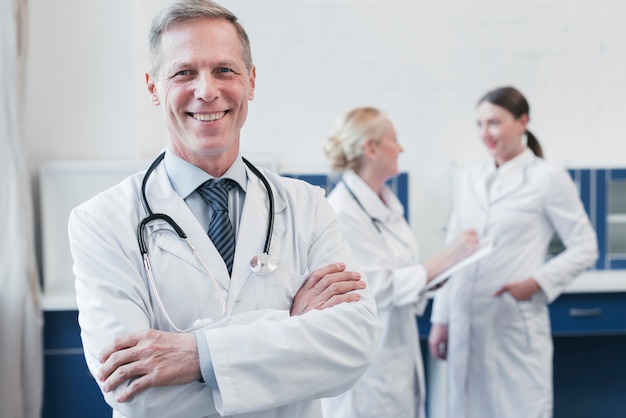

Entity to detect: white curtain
[0,0,43,417]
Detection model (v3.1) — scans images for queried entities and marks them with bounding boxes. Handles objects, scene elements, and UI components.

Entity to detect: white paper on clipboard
[425,236,496,292]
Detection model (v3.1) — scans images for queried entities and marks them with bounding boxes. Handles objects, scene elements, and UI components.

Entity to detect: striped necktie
[197,179,237,275]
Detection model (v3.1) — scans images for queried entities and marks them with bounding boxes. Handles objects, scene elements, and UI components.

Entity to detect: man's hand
[290,263,365,316]
[98,330,200,402]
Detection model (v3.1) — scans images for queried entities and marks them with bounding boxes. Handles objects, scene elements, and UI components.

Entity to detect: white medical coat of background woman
[431,148,598,418]
[322,170,428,418]
[68,156,381,418]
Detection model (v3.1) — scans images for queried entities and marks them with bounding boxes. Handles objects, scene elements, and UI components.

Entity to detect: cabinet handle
[568,308,603,317]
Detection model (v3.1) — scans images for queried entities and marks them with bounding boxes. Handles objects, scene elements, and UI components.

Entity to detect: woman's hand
[424,230,480,281]
[448,229,480,263]
[494,278,540,301]
[428,323,449,360]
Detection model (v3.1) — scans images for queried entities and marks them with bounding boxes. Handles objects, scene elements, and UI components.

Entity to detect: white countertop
[42,291,78,311]
[562,270,626,293]
[41,269,626,311]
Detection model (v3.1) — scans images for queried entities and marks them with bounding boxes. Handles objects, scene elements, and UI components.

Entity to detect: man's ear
[146,73,160,106]
[247,65,256,101]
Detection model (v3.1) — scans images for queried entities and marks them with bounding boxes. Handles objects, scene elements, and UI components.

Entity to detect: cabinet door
[554,334,626,418]
[43,311,112,418]
[605,169,626,268]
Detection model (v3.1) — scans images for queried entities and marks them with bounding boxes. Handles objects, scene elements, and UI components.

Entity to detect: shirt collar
[164,147,248,199]
[492,147,534,179]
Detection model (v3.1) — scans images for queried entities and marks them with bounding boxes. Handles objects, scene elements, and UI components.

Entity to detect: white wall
[24,0,626,257]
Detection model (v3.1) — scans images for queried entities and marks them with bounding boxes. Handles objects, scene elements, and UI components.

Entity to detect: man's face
[146,18,256,174]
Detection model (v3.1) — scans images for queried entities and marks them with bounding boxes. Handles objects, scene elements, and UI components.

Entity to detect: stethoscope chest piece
[250,253,278,275]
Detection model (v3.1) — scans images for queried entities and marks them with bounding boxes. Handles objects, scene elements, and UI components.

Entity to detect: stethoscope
[340,178,410,248]
[136,151,278,331]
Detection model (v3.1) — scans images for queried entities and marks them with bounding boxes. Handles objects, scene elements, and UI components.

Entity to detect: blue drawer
[43,311,112,418]
[550,293,626,336]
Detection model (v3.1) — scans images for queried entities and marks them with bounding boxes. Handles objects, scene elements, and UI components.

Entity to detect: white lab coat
[68,158,381,418]
[322,170,428,418]
[431,149,598,418]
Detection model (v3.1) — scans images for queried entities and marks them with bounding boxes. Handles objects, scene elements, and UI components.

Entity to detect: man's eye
[172,70,191,78]
[218,67,233,73]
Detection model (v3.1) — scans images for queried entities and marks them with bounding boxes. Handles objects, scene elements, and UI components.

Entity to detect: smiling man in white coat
[67,1,380,417]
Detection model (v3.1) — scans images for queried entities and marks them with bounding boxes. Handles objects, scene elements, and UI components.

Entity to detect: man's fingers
[303,263,347,290]
[99,332,143,363]
[320,277,365,299]
[114,373,148,403]
[315,275,365,309]
[320,292,361,309]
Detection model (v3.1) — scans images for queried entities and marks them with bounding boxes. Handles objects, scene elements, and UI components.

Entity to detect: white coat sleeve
[533,167,599,302]
[334,211,428,310]
[202,187,381,416]
[70,204,224,418]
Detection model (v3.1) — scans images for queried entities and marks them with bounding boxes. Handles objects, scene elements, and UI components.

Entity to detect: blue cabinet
[43,311,112,418]
[553,334,626,418]
[568,168,626,269]
[551,292,626,417]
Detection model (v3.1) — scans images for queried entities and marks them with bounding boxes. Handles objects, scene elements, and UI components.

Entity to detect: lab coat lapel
[149,163,231,291]
[228,167,286,308]
[343,170,388,221]
[488,153,533,205]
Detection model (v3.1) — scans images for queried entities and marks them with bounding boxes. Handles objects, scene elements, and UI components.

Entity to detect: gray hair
[147,0,253,77]
[323,107,388,172]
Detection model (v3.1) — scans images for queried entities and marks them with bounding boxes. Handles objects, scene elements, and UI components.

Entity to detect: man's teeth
[192,112,225,121]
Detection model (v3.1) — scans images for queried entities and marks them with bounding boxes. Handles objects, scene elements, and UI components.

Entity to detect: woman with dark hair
[428,86,598,418]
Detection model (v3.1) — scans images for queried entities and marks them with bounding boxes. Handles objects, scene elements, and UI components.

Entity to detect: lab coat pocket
[494,292,532,351]
[516,295,550,351]
[354,346,414,417]
[254,271,307,310]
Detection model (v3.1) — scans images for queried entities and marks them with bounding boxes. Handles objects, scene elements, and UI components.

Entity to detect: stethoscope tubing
[242,156,274,255]
[136,151,276,331]
[137,152,274,257]
[339,178,411,249]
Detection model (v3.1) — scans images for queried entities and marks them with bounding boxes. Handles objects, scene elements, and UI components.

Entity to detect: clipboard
[424,236,496,292]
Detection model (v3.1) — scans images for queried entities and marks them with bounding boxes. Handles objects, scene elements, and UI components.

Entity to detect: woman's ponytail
[526,130,543,158]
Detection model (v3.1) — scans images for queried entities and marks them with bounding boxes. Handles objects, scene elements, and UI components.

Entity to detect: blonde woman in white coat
[321,107,479,418]
[428,87,599,418]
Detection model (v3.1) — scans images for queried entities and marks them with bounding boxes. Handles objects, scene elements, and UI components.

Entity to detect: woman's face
[476,101,528,166]
[369,118,403,179]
